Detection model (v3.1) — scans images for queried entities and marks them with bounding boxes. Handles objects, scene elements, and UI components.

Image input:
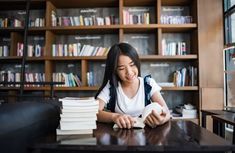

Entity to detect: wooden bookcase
[0,0,224,124]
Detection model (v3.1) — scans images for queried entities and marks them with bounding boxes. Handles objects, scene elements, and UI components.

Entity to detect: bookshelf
[0,0,224,124]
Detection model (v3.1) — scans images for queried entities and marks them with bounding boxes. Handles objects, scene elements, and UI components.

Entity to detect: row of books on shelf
[28,18,45,27]
[161,39,187,56]
[57,97,99,135]
[87,71,95,87]
[160,15,192,24]
[0,45,9,57]
[0,18,24,28]
[51,11,118,27]
[173,66,197,87]
[123,10,150,25]
[52,43,110,57]
[24,72,45,87]
[17,43,44,57]
[53,72,81,87]
[0,71,20,86]
[0,71,45,87]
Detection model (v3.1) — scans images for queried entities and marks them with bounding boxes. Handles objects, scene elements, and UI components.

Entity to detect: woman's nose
[126,66,132,75]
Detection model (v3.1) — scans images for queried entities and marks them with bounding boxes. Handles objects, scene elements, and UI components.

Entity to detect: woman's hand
[144,108,170,128]
[112,114,136,129]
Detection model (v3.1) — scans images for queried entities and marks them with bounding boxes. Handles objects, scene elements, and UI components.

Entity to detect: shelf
[161,0,192,6]
[28,28,47,35]
[25,57,47,61]
[0,87,20,90]
[0,57,23,63]
[160,24,197,32]
[49,56,106,61]
[47,55,197,61]
[140,55,198,60]
[161,86,198,91]
[49,0,119,8]
[0,27,24,34]
[45,24,197,33]
[24,87,50,91]
[48,25,120,34]
[54,86,99,91]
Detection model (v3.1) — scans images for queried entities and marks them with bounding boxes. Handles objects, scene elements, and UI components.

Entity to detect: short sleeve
[149,78,162,97]
[97,81,110,104]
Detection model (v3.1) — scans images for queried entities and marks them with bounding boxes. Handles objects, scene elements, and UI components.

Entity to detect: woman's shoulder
[141,75,156,84]
[142,75,161,90]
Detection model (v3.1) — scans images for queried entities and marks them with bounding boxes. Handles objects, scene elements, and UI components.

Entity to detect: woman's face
[116,54,139,84]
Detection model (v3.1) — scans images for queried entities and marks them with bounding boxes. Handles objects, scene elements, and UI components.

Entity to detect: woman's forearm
[97,110,119,123]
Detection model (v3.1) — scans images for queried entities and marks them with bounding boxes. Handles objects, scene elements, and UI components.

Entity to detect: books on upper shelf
[161,6,192,24]
[57,97,99,135]
[123,7,155,25]
[173,66,197,87]
[51,8,119,27]
[161,39,187,56]
[52,43,110,57]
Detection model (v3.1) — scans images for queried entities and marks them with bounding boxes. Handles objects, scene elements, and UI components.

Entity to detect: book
[56,129,93,135]
[60,121,97,130]
[113,103,163,129]
[59,97,98,107]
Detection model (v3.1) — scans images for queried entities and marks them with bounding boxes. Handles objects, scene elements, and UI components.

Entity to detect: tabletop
[32,120,235,153]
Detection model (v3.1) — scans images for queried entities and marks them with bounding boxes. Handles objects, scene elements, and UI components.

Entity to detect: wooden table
[212,114,235,144]
[201,110,234,129]
[31,120,235,153]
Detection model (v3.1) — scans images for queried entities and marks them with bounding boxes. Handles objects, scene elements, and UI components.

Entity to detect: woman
[95,42,170,129]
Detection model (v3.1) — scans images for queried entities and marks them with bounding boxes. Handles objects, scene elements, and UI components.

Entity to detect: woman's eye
[118,68,124,71]
[130,63,135,67]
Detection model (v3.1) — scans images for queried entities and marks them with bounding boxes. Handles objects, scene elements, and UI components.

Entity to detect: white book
[62,105,98,110]
[113,103,163,129]
[60,121,97,130]
[59,97,98,107]
[62,107,98,113]
[56,129,93,135]
[60,113,97,118]
[60,116,97,122]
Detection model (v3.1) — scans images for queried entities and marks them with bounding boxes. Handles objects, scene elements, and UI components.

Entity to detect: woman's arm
[145,91,171,127]
[96,98,136,129]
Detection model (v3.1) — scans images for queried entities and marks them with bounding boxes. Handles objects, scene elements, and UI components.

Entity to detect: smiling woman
[95,42,171,129]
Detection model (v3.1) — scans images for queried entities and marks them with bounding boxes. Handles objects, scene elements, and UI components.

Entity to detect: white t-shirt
[97,77,161,117]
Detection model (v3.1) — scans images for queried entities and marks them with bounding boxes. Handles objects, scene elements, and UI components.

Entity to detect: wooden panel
[10,32,23,56]
[157,28,162,55]
[46,1,56,27]
[198,0,224,88]
[45,31,55,56]
[201,87,224,110]
[81,60,88,86]
[119,0,123,25]
[119,28,124,42]
[201,87,224,131]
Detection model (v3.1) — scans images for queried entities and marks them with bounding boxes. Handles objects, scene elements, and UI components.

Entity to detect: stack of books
[174,104,197,119]
[56,97,99,135]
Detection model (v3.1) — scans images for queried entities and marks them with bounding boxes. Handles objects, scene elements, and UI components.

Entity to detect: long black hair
[95,42,141,112]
